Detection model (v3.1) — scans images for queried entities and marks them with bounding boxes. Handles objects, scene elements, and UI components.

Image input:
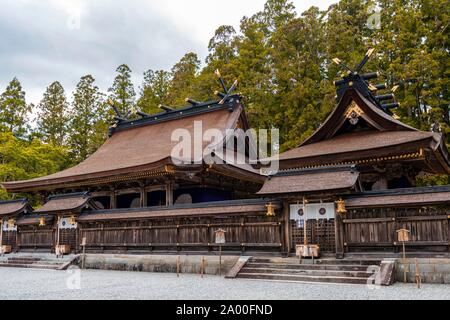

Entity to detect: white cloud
[0,0,337,106]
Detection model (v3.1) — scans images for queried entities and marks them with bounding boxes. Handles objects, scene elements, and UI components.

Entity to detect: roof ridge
[48,192,90,200]
[346,185,450,198]
[110,95,242,136]
[0,198,27,205]
[275,165,358,177]
[83,198,279,215]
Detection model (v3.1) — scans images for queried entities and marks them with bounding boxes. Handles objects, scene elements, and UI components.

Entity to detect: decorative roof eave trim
[279,149,426,172]
[3,158,265,193]
[2,159,175,193]
[274,164,358,177]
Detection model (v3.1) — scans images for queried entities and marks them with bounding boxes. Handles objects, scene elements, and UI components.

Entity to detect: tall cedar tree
[137,70,171,114]
[108,64,136,116]
[0,77,30,137]
[167,53,201,106]
[36,81,69,147]
[69,75,108,162]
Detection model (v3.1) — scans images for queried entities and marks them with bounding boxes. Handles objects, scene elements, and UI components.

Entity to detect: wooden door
[291,219,336,253]
[17,225,55,252]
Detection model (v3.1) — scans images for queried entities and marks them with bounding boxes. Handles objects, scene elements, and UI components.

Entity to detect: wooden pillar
[16,227,19,253]
[335,213,345,259]
[282,201,291,256]
[75,219,79,254]
[0,219,3,248]
[140,185,147,208]
[165,181,173,206]
[110,190,117,209]
[240,216,246,253]
[56,215,61,249]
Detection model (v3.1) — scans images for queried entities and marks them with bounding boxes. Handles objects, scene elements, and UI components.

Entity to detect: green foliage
[0,77,31,137]
[0,0,449,199]
[36,81,69,147]
[0,132,70,200]
[68,75,109,162]
[374,0,449,141]
[137,69,171,114]
[167,53,201,106]
[416,174,449,187]
[108,64,136,115]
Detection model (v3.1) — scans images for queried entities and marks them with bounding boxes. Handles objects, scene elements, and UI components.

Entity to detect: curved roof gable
[0,199,31,217]
[276,87,449,174]
[301,88,416,147]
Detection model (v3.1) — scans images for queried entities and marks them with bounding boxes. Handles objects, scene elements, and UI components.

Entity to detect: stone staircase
[235,257,384,285]
[0,253,78,270]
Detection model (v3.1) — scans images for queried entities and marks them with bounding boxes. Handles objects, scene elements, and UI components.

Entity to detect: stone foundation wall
[79,254,240,276]
[396,258,450,284]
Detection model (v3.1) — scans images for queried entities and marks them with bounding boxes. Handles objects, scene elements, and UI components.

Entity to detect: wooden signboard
[215,229,226,244]
[397,229,410,242]
[56,245,71,255]
[296,244,320,258]
[0,245,12,255]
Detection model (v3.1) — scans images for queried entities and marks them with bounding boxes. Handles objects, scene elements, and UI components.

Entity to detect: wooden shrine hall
[1,51,450,258]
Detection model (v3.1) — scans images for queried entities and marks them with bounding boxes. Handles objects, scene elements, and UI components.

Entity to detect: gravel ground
[0,267,449,300]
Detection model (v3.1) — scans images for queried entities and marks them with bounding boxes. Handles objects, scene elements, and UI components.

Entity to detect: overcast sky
[0,0,336,105]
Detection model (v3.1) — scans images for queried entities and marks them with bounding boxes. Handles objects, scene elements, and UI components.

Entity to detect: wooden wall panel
[343,206,450,252]
[2,231,17,251]
[17,226,54,251]
[79,213,283,252]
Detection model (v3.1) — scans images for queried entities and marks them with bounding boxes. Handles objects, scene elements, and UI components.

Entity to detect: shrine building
[1,52,449,258]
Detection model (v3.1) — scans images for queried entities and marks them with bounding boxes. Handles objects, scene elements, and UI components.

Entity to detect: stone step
[0,262,60,270]
[3,260,38,265]
[250,258,381,266]
[4,259,66,265]
[241,267,374,278]
[245,262,375,272]
[6,257,41,262]
[236,272,370,284]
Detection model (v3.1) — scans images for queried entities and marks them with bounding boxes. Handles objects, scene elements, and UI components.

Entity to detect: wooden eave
[279,143,425,171]
[33,192,99,215]
[257,166,361,196]
[2,160,174,193]
[0,199,32,218]
[345,185,450,209]
[77,198,281,222]
[16,215,54,226]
